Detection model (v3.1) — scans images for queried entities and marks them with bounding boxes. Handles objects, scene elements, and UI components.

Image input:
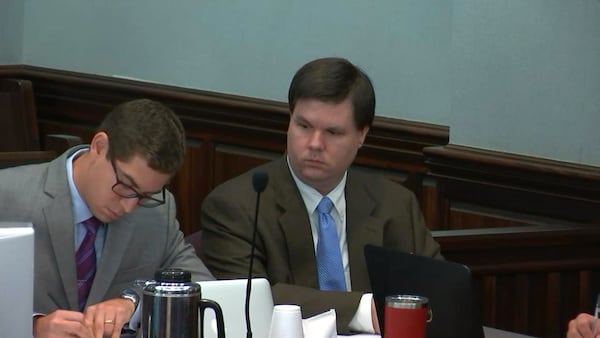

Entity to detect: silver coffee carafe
[138,268,225,338]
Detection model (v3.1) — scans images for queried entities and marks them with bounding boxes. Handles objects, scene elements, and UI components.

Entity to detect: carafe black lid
[155,268,191,283]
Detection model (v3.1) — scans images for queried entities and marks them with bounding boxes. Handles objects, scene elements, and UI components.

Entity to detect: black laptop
[364,244,484,338]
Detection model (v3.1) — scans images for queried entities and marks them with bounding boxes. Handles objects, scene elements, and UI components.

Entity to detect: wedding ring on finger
[104,319,114,324]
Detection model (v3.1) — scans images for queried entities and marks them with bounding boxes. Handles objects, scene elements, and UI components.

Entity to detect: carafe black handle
[199,299,225,338]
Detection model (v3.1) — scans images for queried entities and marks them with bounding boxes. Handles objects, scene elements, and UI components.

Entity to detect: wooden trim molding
[423,145,600,229]
[424,144,600,198]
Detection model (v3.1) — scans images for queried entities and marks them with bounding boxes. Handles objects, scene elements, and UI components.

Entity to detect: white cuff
[125,304,141,331]
[348,293,375,333]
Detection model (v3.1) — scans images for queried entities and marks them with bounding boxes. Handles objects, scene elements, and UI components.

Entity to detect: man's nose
[121,197,139,213]
[308,131,324,149]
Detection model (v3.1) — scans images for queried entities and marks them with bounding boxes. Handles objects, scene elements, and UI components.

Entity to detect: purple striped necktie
[76,216,101,311]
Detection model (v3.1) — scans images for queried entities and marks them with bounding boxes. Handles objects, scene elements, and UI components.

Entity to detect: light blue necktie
[316,197,346,291]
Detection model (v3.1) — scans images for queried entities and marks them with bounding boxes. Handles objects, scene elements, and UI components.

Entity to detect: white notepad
[0,223,34,338]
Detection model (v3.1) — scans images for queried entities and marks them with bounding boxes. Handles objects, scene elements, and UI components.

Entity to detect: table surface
[339,326,538,338]
[482,326,538,338]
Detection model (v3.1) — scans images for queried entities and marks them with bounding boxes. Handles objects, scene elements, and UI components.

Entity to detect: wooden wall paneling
[445,179,597,226]
[169,141,211,235]
[38,121,96,147]
[419,176,443,230]
[527,273,546,336]
[368,115,449,154]
[0,151,57,168]
[357,142,439,206]
[480,275,497,325]
[8,64,447,178]
[545,272,562,338]
[212,143,280,188]
[494,274,516,331]
[434,225,600,338]
[576,270,595,312]
[424,145,600,197]
[0,78,40,151]
[447,202,546,229]
[513,273,529,332]
[425,145,600,229]
[486,271,579,338]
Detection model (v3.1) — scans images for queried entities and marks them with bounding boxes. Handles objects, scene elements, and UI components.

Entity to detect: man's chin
[298,171,333,187]
[299,168,326,180]
[102,209,121,223]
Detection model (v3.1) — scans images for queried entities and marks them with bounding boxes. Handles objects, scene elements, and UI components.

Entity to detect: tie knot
[317,197,333,214]
[82,217,101,234]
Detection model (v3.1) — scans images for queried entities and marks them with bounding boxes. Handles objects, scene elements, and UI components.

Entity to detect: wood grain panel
[435,225,600,337]
[170,142,209,235]
[425,144,600,229]
[212,143,279,188]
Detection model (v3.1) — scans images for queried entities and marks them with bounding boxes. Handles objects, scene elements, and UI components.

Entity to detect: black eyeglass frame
[109,158,166,208]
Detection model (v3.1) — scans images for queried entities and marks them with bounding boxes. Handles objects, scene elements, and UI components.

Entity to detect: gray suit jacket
[200,156,442,333]
[0,146,213,314]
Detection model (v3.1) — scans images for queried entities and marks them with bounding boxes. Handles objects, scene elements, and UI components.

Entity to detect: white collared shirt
[287,157,351,291]
[286,157,374,333]
[66,148,106,260]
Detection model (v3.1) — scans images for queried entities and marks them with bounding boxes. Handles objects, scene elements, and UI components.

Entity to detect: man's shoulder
[0,161,49,186]
[0,162,53,218]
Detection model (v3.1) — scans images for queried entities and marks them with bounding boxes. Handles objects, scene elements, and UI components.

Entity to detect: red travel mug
[384,295,429,338]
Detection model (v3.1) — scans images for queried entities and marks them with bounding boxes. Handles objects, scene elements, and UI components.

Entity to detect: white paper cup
[268,304,305,338]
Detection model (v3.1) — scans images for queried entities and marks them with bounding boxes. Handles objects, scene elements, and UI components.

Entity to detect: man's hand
[33,310,94,338]
[84,298,136,338]
[567,313,599,338]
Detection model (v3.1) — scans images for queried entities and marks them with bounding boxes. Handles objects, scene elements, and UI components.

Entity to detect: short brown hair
[98,99,185,174]
[288,57,376,129]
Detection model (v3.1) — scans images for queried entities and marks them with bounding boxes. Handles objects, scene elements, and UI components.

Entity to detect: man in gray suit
[200,57,442,334]
[0,99,213,338]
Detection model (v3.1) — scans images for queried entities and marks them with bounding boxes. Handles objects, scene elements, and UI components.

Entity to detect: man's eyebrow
[294,115,311,125]
[119,170,165,195]
[119,170,140,190]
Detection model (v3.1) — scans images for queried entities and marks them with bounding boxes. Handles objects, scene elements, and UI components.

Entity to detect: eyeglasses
[109,158,166,208]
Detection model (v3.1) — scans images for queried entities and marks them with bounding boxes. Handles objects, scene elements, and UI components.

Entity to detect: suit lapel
[42,148,85,310]
[345,170,384,291]
[270,159,386,291]
[87,215,135,304]
[44,200,78,309]
[41,146,136,308]
[271,158,320,288]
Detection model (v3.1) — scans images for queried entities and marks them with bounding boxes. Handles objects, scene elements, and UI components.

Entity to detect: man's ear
[358,126,369,146]
[89,132,109,156]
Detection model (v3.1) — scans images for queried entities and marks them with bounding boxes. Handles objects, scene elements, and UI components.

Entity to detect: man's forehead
[114,157,170,192]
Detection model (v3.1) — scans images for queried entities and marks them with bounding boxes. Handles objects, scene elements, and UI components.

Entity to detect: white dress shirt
[66,148,107,258]
[287,157,375,333]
